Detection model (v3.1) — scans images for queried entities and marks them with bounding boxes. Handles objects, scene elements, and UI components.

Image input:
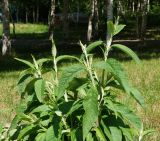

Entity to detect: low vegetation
[0,22,157,141]
[0,58,160,141]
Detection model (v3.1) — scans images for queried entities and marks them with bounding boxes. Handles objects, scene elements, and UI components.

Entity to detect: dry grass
[0,58,160,140]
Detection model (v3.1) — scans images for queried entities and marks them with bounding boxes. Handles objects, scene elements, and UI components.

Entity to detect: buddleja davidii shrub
[2,21,153,141]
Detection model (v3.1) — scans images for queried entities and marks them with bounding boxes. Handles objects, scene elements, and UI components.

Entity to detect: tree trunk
[33,7,36,23]
[140,0,148,40]
[106,0,113,21]
[63,0,69,39]
[136,0,148,40]
[25,7,28,23]
[49,0,55,40]
[16,8,19,23]
[93,0,99,39]
[106,0,113,44]
[87,0,94,41]
[36,4,39,23]
[76,0,80,24]
[2,0,11,55]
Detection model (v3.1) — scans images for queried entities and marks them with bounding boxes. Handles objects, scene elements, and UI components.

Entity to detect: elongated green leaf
[114,25,126,36]
[94,59,130,94]
[15,58,35,69]
[17,124,35,140]
[17,73,33,95]
[130,87,145,108]
[115,103,142,130]
[105,98,118,118]
[107,21,115,35]
[67,77,88,92]
[58,64,85,99]
[83,88,98,141]
[109,127,122,141]
[86,40,103,53]
[35,132,46,141]
[101,120,113,141]
[46,125,58,141]
[106,59,128,93]
[18,113,33,122]
[119,127,133,141]
[0,124,3,134]
[86,132,94,141]
[37,58,52,65]
[56,55,81,63]
[34,79,45,103]
[111,44,140,64]
[67,100,82,116]
[71,130,78,141]
[95,127,107,141]
[31,105,50,113]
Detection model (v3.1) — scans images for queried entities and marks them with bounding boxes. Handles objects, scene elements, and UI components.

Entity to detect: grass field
[0,23,49,39]
[0,23,160,140]
[0,57,160,140]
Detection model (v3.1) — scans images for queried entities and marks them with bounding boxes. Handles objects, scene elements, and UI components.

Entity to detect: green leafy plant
[4,21,147,141]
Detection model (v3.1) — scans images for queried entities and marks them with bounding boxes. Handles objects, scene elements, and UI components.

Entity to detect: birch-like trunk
[141,0,148,40]
[87,0,94,41]
[94,0,99,39]
[2,0,11,55]
[106,0,113,21]
[136,0,148,40]
[106,0,113,44]
[49,0,55,40]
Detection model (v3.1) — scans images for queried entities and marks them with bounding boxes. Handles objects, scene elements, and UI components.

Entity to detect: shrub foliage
[1,22,147,141]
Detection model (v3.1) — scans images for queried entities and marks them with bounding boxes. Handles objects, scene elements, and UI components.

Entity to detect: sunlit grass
[0,58,159,140]
[0,23,48,37]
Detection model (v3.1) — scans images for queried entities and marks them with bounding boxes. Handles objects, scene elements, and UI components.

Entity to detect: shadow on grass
[0,39,160,72]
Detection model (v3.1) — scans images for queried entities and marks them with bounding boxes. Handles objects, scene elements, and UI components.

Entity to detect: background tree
[63,0,69,39]
[49,0,55,40]
[1,0,10,55]
[87,0,95,41]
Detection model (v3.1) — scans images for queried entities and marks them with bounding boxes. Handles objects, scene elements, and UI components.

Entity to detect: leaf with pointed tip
[35,132,46,141]
[107,21,115,35]
[95,127,107,141]
[86,132,94,141]
[130,87,145,108]
[94,59,130,94]
[83,88,98,141]
[15,58,35,69]
[86,40,103,53]
[119,127,133,141]
[71,129,78,141]
[58,64,85,100]
[37,58,52,65]
[114,25,126,36]
[34,79,45,103]
[31,105,50,113]
[46,125,58,141]
[115,103,142,130]
[109,127,122,141]
[56,55,81,63]
[111,44,141,64]
[101,120,113,141]
[17,124,35,140]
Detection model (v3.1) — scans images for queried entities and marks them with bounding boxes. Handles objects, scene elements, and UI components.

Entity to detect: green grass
[0,58,160,140]
[0,23,48,39]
